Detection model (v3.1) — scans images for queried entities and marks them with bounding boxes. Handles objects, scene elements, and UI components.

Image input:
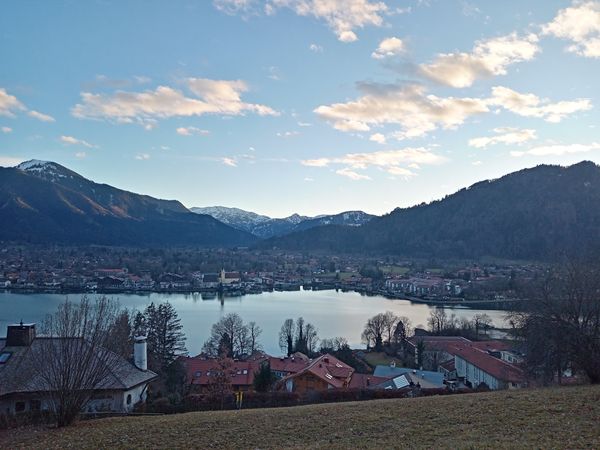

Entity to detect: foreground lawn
[2,385,600,449]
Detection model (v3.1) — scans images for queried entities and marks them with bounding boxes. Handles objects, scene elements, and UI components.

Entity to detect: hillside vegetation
[3,385,600,449]
[265,161,600,260]
[0,161,254,247]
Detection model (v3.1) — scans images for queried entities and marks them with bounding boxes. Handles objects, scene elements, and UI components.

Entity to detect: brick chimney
[6,322,36,346]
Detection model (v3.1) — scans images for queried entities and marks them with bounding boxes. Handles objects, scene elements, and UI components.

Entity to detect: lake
[0,289,509,355]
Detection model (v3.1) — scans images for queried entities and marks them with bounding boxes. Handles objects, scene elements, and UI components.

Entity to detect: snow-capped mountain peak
[191,206,375,238]
[17,159,55,172]
[16,159,84,183]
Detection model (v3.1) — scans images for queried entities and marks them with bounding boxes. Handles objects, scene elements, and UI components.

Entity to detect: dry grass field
[2,385,600,449]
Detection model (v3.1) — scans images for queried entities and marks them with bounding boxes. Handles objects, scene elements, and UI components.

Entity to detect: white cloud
[511,142,600,157]
[419,33,540,88]
[543,1,600,58]
[1,126,12,133]
[0,156,26,167]
[471,160,483,166]
[60,135,97,148]
[28,110,55,122]
[489,86,592,123]
[302,146,443,180]
[267,66,282,80]
[315,83,489,139]
[302,158,330,167]
[468,127,537,149]
[276,130,300,137]
[309,43,324,52]
[336,167,371,180]
[386,166,415,177]
[71,78,277,127]
[135,153,151,160]
[297,121,312,127]
[221,157,238,166]
[75,152,87,159]
[0,88,55,122]
[213,0,257,15]
[176,126,210,136]
[266,0,389,42]
[304,177,314,181]
[369,132,386,144]
[372,37,405,59]
[0,88,25,117]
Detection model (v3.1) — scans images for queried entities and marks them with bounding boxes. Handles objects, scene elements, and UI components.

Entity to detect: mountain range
[2,159,600,260]
[190,206,374,238]
[262,161,600,260]
[0,160,254,246]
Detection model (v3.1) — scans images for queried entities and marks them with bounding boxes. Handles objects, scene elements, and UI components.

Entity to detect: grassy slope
[2,385,600,449]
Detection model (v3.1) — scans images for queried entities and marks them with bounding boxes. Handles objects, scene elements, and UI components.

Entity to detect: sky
[0,0,599,218]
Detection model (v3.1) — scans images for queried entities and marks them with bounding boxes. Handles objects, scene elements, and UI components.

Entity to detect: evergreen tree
[253,362,276,392]
[143,302,187,373]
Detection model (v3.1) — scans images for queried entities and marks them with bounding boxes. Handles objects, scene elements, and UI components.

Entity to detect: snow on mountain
[190,206,271,226]
[191,206,374,238]
[16,159,78,182]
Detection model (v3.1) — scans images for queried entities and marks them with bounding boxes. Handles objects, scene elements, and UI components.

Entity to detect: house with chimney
[279,354,356,394]
[0,323,157,415]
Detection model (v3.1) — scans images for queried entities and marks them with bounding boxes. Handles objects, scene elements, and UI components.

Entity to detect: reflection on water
[0,289,509,355]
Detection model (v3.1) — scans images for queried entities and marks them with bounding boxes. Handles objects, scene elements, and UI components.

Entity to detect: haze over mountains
[2,159,600,260]
[191,206,373,238]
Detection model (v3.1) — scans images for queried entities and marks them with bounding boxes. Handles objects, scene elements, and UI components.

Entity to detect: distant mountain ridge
[191,206,374,238]
[262,161,600,260]
[0,160,255,246]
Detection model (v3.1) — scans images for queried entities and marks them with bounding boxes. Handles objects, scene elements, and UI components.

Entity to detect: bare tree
[393,316,413,348]
[278,319,295,356]
[427,308,448,334]
[382,311,398,346]
[304,322,319,355]
[105,308,132,360]
[512,259,600,384]
[203,313,251,358]
[472,313,493,337]
[206,359,233,410]
[30,296,124,427]
[248,321,263,354]
[362,313,387,351]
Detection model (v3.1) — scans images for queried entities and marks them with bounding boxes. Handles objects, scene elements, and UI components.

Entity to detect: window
[126,394,132,405]
[30,400,41,411]
[0,352,11,364]
[194,371,202,378]
[15,401,26,413]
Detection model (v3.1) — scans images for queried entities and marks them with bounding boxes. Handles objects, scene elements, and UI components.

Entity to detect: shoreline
[0,286,521,311]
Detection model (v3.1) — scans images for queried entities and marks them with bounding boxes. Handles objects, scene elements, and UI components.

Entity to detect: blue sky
[1,0,598,217]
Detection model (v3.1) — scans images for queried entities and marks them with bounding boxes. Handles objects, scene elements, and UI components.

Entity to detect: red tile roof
[453,345,524,384]
[407,336,511,354]
[347,373,391,389]
[182,357,262,387]
[268,356,310,374]
[283,354,354,389]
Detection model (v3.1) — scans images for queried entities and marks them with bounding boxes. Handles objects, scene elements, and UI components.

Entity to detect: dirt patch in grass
[2,385,600,449]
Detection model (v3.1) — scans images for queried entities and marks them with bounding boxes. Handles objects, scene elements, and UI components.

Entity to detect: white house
[454,345,524,390]
[0,323,157,415]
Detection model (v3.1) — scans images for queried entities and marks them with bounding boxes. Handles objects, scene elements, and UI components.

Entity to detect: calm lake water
[0,289,509,355]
